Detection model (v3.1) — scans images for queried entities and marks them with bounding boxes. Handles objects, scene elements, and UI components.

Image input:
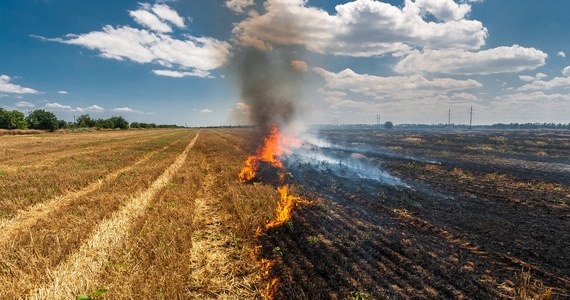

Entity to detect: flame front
[239,124,307,299]
[239,126,284,183]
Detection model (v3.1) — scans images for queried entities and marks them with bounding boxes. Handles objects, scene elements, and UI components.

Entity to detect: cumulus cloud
[130,9,172,33]
[129,3,186,33]
[313,67,482,102]
[563,66,570,77]
[152,69,212,78]
[519,75,535,82]
[81,105,105,113]
[395,45,547,75]
[39,3,229,77]
[112,107,141,113]
[226,0,255,13]
[519,72,548,82]
[200,108,213,113]
[518,76,570,91]
[15,101,35,108]
[233,0,488,57]
[415,0,471,21]
[0,75,40,94]
[58,90,69,94]
[557,51,566,58]
[151,4,186,28]
[45,102,104,112]
[290,60,308,73]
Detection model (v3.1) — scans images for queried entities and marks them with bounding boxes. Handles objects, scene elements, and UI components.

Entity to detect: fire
[239,126,284,183]
[239,124,306,299]
[265,185,296,229]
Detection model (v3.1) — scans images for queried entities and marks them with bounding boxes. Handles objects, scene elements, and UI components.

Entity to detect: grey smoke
[237,48,304,135]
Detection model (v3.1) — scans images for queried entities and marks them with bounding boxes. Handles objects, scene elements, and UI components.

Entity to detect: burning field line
[0,137,183,247]
[29,132,199,299]
[237,125,314,298]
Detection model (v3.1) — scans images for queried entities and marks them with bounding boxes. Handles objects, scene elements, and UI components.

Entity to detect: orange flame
[239,125,284,183]
[265,185,296,229]
[239,124,306,299]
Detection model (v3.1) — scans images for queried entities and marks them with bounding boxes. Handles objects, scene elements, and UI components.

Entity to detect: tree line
[0,108,182,131]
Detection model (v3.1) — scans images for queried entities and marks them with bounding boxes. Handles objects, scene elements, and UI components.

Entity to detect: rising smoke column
[236,47,304,136]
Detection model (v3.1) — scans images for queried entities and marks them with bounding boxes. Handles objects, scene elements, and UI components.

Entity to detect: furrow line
[0,136,184,247]
[29,132,199,299]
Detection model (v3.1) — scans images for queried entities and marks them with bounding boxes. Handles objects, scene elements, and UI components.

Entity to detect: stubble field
[1,128,568,299]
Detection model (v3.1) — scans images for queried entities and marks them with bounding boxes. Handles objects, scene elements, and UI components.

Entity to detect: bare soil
[257,129,569,299]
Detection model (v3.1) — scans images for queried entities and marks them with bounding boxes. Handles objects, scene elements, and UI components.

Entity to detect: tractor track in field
[0,137,184,247]
[186,158,259,299]
[29,132,199,299]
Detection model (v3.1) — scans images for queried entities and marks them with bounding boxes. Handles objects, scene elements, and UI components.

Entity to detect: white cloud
[152,69,212,78]
[48,26,231,74]
[58,90,69,94]
[41,3,230,76]
[80,105,105,113]
[563,66,570,77]
[45,102,75,112]
[130,9,172,33]
[394,45,547,75]
[151,4,186,28]
[233,0,488,57]
[415,0,471,21]
[15,101,35,108]
[111,107,142,113]
[557,51,566,58]
[519,72,548,82]
[226,0,255,13]
[200,108,213,113]
[44,102,104,112]
[519,75,535,82]
[450,92,477,102]
[0,75,40,94]
[313,67,482,102]
[290,60,308,73]
[518,76,570,92]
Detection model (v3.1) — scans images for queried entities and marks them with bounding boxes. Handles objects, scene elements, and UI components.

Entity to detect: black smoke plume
[236,47,304,136]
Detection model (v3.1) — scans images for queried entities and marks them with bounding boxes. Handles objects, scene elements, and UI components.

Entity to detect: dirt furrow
[29,133,199,299]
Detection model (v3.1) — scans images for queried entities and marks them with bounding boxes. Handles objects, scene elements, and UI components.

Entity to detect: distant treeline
[0,108,183,131]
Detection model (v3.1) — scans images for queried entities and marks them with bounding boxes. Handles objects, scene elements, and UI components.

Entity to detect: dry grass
[0,131,193,298]
[0,129,44,135]
[0,128,289,299]
[515,268,553,300]
[0,130,187,219]
[29,133,199,299]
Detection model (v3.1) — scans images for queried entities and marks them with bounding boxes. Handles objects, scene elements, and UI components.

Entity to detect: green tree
[0,108,28,129]
[76,114,95,128]
[26,109,60,131]
[108,116,129,129]
[384,121,394,129]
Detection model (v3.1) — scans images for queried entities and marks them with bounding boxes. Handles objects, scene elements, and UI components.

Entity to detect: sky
[1,0,569,126]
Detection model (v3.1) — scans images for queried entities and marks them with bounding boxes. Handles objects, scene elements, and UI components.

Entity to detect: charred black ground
[256,129,570,299]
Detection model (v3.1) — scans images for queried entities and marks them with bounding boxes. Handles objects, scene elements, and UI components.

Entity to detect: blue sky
[1,0,569,126]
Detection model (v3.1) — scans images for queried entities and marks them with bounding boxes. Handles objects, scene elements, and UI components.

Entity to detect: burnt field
[258,129,570,299]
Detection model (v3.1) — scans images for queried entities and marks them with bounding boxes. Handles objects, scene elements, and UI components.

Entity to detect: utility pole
[376,114,381,126]
[469,106,473,129]
[448,109,451,126]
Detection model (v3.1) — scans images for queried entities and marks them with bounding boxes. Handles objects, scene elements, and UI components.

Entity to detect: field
[0,128,568,299]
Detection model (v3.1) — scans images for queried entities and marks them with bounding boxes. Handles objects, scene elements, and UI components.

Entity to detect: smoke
[236,47,308,140]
